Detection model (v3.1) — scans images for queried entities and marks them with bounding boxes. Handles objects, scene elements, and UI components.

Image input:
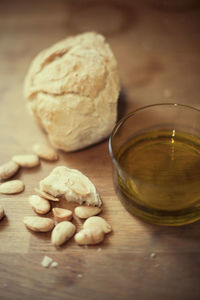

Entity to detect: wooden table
[1,1,200,299]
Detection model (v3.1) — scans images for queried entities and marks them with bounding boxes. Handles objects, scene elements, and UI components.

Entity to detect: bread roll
[24,32,120,151]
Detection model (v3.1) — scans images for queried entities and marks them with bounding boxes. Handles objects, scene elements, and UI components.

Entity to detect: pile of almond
[24,210,112,247]
[0,145,112,247]
[0,143,58,221]
[0,143,58,192]
[24,166,112,247]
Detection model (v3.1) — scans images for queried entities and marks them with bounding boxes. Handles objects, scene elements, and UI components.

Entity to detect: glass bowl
[109,103,200,226]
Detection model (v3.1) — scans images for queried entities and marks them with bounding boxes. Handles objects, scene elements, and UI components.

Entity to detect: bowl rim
[108,102,200,165]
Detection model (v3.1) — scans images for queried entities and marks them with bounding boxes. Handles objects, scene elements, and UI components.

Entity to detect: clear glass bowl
[109,103,200,226]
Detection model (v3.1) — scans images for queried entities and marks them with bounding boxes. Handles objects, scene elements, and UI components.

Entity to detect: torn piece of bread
[24,32,120,151]
[39,166,102,207]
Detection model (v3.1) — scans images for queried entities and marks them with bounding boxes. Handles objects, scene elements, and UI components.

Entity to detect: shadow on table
[0,215,9,231]
[117,89,129,122]
[137,215,200,254]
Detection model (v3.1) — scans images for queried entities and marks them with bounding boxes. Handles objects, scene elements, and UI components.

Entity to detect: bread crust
[24,32,120,151]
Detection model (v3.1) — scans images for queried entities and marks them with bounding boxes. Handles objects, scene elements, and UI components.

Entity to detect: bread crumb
[41,256,53,268]
[51,261,58,268]
[150,252,156,259]
[97,247,102,252]
[77,274,83,278]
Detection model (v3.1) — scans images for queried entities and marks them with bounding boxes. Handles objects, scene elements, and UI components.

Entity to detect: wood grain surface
[1,1,200,299]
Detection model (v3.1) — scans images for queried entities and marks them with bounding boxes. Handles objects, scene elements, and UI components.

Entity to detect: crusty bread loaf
[24,32,120,151]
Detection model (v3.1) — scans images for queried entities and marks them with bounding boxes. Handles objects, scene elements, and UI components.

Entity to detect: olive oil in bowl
[115,130,200,225]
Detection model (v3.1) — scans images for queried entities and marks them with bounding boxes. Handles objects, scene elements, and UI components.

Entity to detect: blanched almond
[23,216,54,232]
[0,180,24,194]
[0,161,20,180]
[74,206,102,219]
[75,227,104,245]
[51,221,76,246]
[33,143,58,161]
[34,188,60,202]
[83,216,112,234]
[52,208,72,223]
[12,154,39,167]
[29,195,51,215]
[0,205,5,220]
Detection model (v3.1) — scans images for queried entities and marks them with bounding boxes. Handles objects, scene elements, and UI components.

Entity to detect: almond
[0,180,25,194]
[34,188,60,202]
[74,227,104,245]
[12,154,39,167]
[83,216,112,234]
[33,143,58,161]
[52,208,73,223]
[0,161,20,180]
[23,216,54,232]
[0,205,5,220]
[51,221,76,246]
[29,195,51,215]
[74,206,102,219]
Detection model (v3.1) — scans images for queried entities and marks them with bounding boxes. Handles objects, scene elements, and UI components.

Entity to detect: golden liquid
[115,130,200,225]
